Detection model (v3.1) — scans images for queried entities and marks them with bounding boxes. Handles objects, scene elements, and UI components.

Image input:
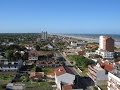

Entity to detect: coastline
[59,34,120,47]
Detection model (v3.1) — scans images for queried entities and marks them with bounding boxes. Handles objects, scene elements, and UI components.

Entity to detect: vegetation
[25,82,53,90]
[68,55,95,70]
[42,68,54,74]
[0,73,15,90]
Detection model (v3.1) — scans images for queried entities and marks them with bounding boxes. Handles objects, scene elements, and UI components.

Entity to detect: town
[0,32,120,90]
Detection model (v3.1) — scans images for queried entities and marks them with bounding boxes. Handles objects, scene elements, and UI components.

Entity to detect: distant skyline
[0,0,120,34]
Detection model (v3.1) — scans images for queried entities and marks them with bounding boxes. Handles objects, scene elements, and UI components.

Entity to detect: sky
[0,0,120,34]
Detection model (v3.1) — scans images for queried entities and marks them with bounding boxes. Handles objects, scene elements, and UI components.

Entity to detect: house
[0,59,23,71]
[54,66,75,90]
[6,83,25,90]
[28,50,38,60]
[28,50,54,61]
[29,72,44,81]
[87,63,108,85]
[70,41,77,47]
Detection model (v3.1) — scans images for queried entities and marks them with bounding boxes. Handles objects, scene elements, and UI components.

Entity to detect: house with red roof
[54,66,75,90]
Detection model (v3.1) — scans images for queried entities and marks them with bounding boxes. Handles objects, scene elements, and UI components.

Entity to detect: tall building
[99,36,114,52]
[41,31,48,40]
[96,36,114,59]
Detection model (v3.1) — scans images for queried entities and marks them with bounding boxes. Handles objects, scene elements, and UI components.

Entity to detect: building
[70,41,77,47]
[96,50,114,59]
[99,36,114,52]
[0,59,23,71]
[96,36,114,59]
[41,31,48,40]
[108,71,120,90]
[54,66,75,90]
[6,83,25,90]
[85,52,96,58]
[87,64,108,85]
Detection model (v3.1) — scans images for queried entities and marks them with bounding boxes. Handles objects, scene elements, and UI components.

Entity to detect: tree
[35,45,40,51]
[14,52,21,60]
[5,50,14,60]
[22,52,29,60]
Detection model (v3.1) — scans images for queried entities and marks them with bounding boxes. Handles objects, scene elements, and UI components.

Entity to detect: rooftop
[54,66,75,76]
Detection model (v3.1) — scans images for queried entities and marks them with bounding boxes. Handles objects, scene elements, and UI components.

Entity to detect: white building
[0,60,23,71]
[96,50,114,59]
[6,83,25,90]
[96,36,114,59]
[99,36,114,52]
[85,52,96,58]
[54,66,75,90]
[87,64,108,85]
[70,41,77,47]
[108,72,120,90]
[99,36,104,50]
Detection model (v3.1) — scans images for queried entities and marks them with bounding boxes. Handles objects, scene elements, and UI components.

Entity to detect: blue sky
[0,0,120,34]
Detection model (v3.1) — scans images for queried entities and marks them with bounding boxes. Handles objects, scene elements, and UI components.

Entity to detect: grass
[25,82,53,90]
[99,85,107,90]
[81,68,88,76]
[0,72,15,90]
[42,67,54,74]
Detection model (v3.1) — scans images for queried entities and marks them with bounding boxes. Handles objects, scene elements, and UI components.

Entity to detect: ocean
[63,34,120,46]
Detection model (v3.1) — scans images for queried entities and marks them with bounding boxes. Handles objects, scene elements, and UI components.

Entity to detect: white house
[0,59,23,71]
[71,42,77,47]
[54,66,75,90]
[6,83,25,90]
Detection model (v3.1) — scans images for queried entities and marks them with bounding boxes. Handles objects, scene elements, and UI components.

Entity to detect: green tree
[5,50,14,60]
[14,52,21,60]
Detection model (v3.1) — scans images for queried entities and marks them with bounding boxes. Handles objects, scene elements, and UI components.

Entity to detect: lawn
[81,68,88,76]
[0,74,14,90]
[42,67,54,74]
[67,55,95,69]
[25,82,53,90]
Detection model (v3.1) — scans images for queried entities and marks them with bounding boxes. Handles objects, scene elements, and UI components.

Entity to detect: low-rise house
[85,52,96,58]
[54,66,75,90]
[0,59,23,71]
[71,41,77,47]
[6,83,25,90]
[28,50,38,61]
[87,63,108,85]
[28,50,54,61]
[63,49,82,56]
[25,45,35,50]
[29,72,44,81]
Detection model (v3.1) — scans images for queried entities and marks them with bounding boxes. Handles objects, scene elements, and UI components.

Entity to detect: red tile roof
[100,62,113,72]
[54,66,74,76]
[63,84,72,90]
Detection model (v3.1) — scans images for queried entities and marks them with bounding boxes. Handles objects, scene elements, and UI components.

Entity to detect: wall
[55,73,75,90]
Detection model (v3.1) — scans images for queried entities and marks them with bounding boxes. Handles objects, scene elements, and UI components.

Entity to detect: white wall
[108,72,120,83]
[101,51,114,59]
[99,36,104,50]
[55,73,75,90]
[96,70,108,80]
